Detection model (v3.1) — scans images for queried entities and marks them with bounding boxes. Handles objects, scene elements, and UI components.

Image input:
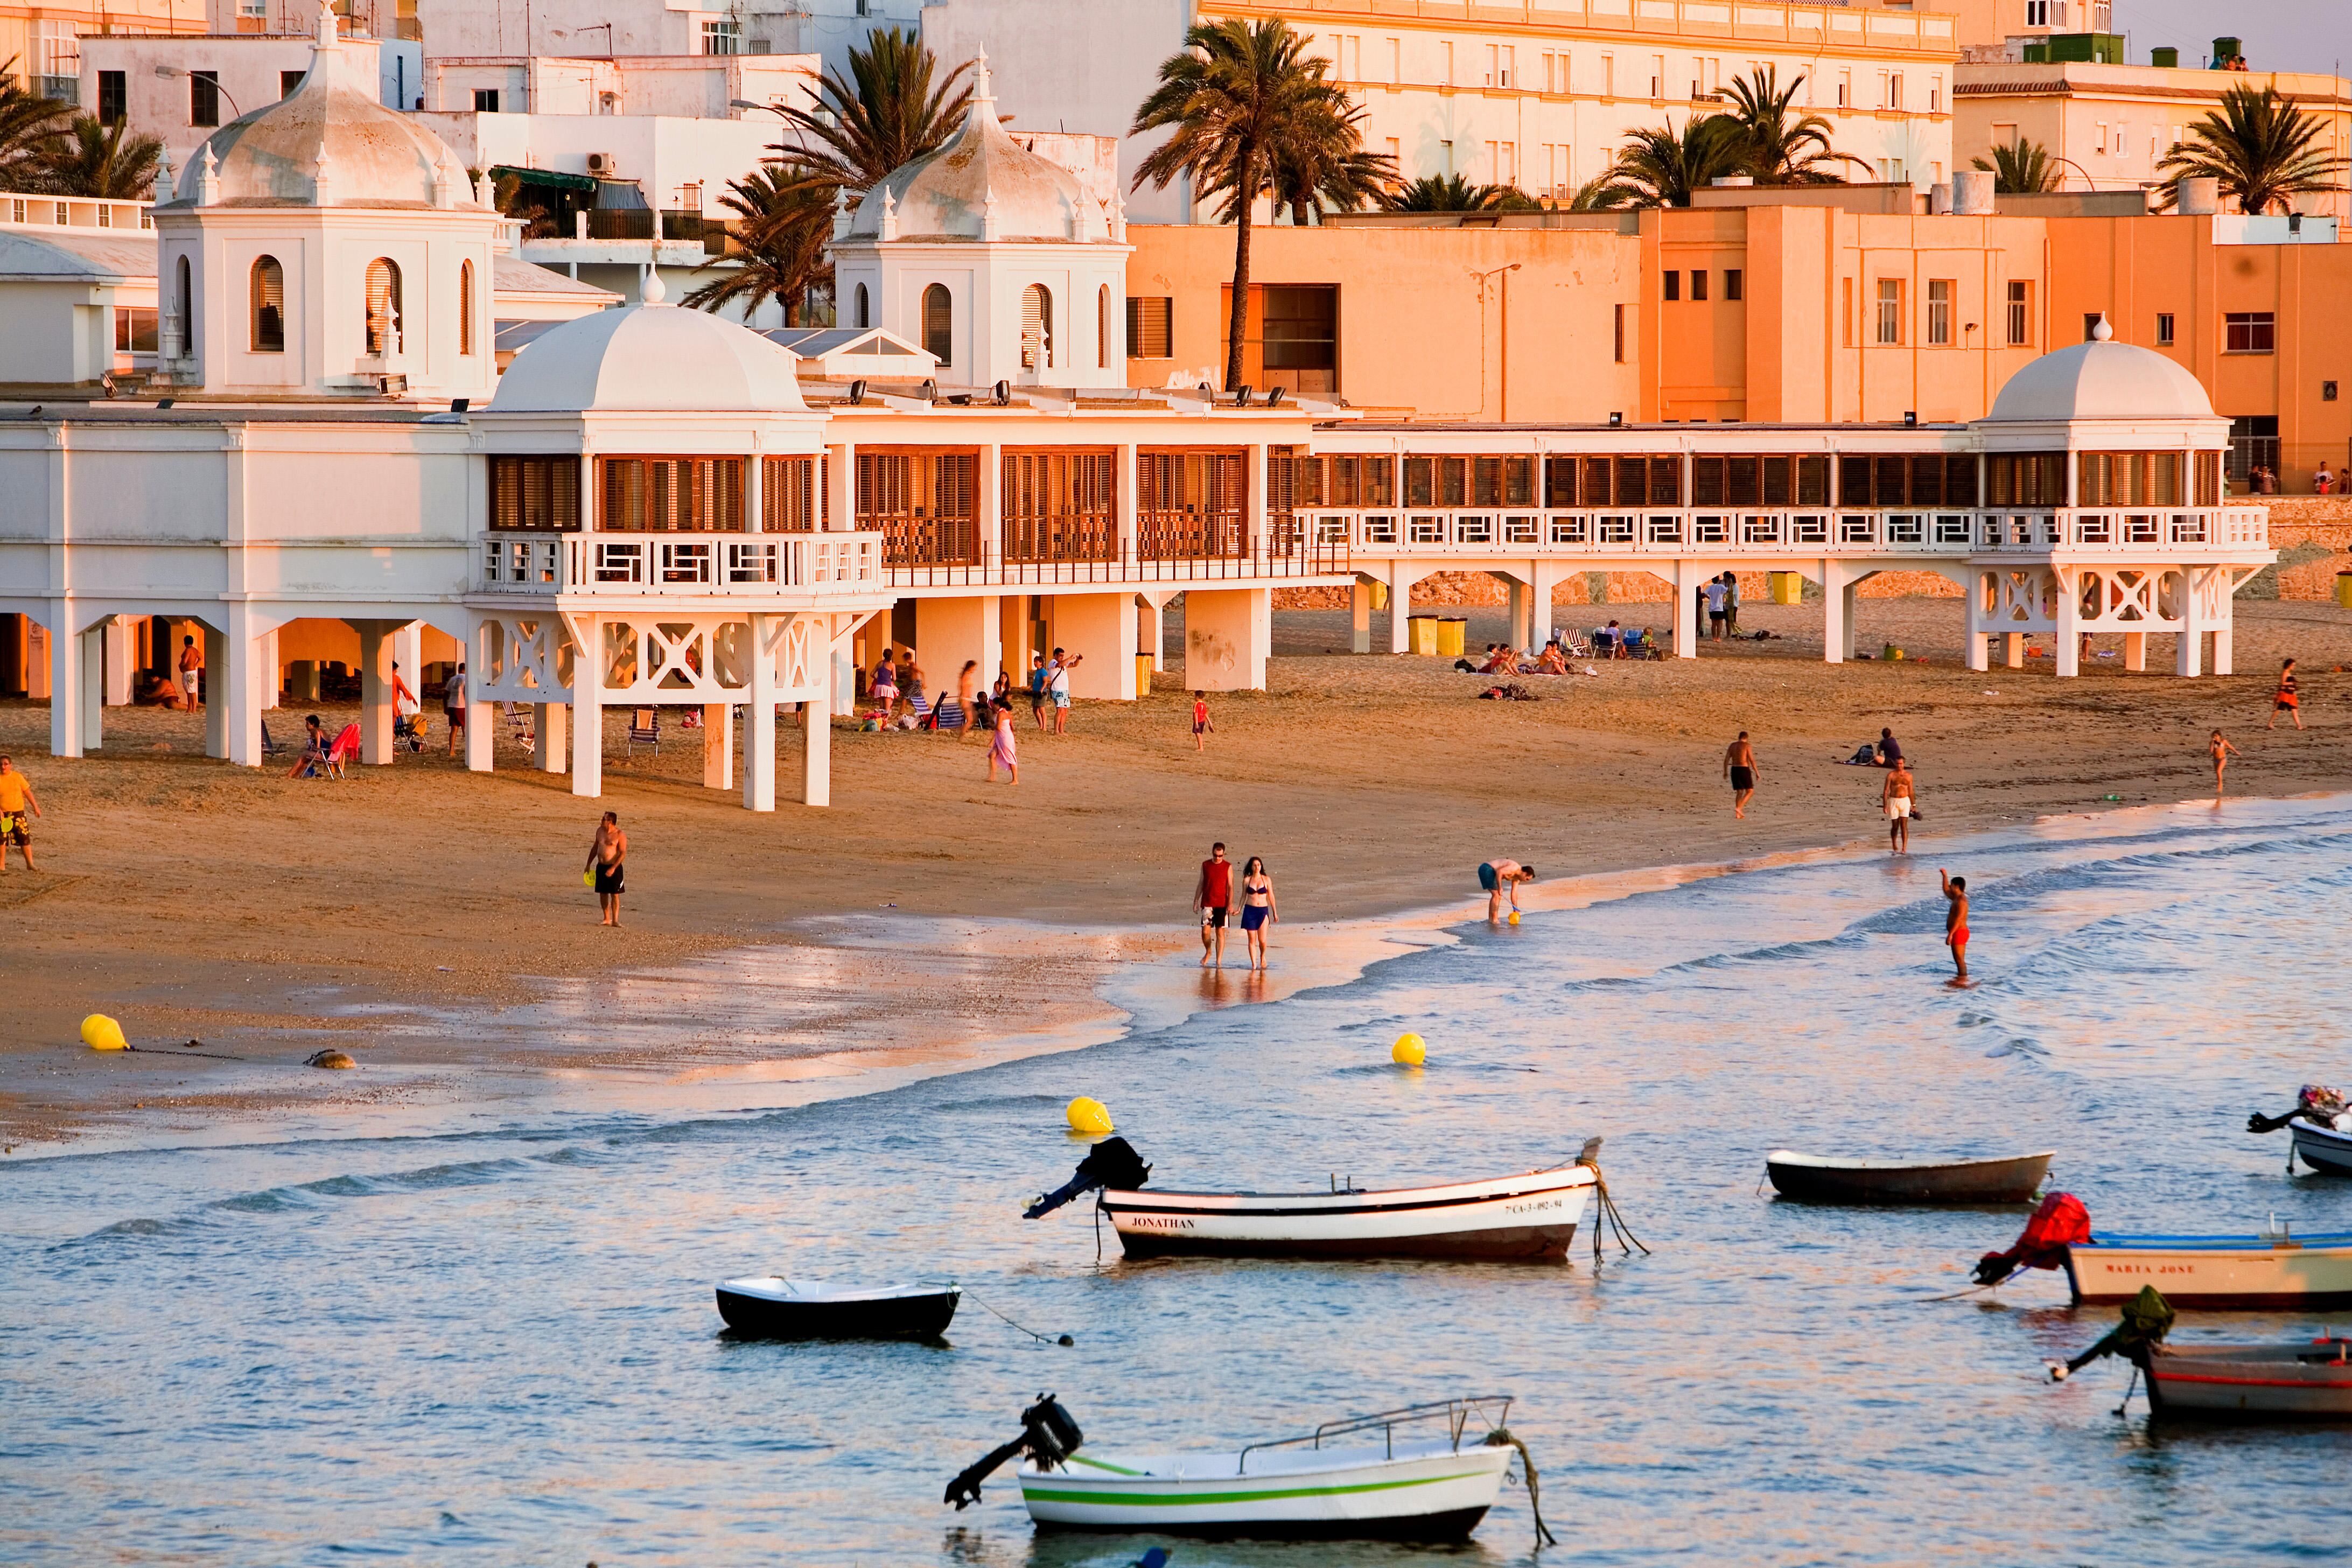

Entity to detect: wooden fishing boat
[2066,1229,2352,1309]
[2290,1118,2352,1177]
[713,1277,960,1339]
[1765,1149,2051,1205]
[1099,1164,1596,1261]
[1016,1398,1517,1540]
[2146,1339,2352,1417]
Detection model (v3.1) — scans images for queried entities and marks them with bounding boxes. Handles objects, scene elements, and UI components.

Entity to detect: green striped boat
[1015,1398,1517,1540]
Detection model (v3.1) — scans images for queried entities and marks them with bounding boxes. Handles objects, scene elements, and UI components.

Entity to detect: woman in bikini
[2209,729,2239,795]
[1238,856,1277,970]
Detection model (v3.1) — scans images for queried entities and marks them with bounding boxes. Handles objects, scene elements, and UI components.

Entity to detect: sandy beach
[6,594,2350,1150]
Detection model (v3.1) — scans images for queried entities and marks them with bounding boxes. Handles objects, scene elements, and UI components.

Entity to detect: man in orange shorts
[1941,868,1969,983]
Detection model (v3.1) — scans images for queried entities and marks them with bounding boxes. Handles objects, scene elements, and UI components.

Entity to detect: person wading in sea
[585,810,627,927]
[2210,729,2240,796]
[1941,868,1970,984]
[1724,731,1758,819]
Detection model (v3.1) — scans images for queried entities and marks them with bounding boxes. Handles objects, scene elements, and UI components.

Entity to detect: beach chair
[260,719,286,757]
[502,701,533,750]
[626,706,660,757]
[324,723,360,779]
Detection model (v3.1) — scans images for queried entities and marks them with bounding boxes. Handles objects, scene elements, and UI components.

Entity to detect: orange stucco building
[1126,192,2352,489]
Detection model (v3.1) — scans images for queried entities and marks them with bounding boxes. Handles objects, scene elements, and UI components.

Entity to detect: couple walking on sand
[1195,842,1277,969]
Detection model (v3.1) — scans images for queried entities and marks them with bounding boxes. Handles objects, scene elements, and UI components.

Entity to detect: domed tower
[830,52,1132,391]
[152,3,498,402]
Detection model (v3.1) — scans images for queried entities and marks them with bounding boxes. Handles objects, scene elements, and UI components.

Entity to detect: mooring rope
[1577,1161,1650,1263]
[952,1285,1075,1347]
[1484,1429,1559,1549]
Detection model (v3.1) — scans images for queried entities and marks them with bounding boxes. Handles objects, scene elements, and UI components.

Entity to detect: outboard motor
[1024,1136,1151,1219]
[943,1394,1084,1510]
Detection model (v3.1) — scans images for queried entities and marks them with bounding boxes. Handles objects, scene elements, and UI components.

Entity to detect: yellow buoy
[1066,1096,1114,1135]
[81,1014,128,1052]
[1508,911,1521,926]
[1392,1032,1426,1067]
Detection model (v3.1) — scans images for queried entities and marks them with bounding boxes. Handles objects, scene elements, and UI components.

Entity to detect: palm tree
[684,163,835,326]
[1562,174,1633,211]
[1972,139,2060,194]
[1268,88,1395,225]
[1593,116,1745,208]
[771,27,972,200]
[0,60,72,192]
[2158,83,2349,214]
[36,114,164,199]
[1720,67,1857,185]
[1132,17,1377,391]
[1382,172,1534,212]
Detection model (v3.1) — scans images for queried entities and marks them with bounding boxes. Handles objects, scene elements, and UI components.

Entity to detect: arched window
[855,283,869,330]
[174,254,192,356]
[364,257,402,356]
[1021,284,1052,369]
[250,255,284,352]
[458,259,475,355]
[922,283,951,367]
[1097,284,1110,369]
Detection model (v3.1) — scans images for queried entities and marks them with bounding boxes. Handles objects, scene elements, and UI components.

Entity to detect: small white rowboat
[2068,1229,2352,1309]
[1017,1398,1517,1540]
[1100,1164,1597,1261]
[2147,1339,2352,1417]
[2292,1118,2352,1177]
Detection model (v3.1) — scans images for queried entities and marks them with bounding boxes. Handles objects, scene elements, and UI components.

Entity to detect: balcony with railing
[1298,506,2267,559]
[475,531,886,596]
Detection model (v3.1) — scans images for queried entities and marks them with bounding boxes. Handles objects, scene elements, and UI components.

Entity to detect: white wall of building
[419,52,817,118]
[422,110,784,215]
[79,35,423,170]
[919,0,1194,228]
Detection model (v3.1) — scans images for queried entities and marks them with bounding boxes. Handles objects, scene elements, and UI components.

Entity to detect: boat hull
[1765,1150,2050,1205]
[2147,1343,2352,1418]
[1103,1168,1594,1262]
[2066,1236,2352,1310]
[713,1279,960,1339]
[1019,1441,1510,1539]
[2292,1120,2352,1177]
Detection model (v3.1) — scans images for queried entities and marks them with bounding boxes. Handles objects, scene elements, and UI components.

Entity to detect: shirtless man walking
[1940,867,1970,984]
[1724,731,1758,818]
[585,810,627,927]
[1881,757,1915,853]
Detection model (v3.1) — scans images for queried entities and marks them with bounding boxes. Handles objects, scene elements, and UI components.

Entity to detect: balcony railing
[1301,507,2267,557]
[475,531,886,594]
[887,536,1350,589]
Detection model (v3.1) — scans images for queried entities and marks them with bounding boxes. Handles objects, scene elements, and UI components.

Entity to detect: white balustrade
[474,531,885,596]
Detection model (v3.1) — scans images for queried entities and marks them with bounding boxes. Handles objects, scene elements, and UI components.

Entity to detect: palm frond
[2157,84,2348,214]
[769,27,973,199]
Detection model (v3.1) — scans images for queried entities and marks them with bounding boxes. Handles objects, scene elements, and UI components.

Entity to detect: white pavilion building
[0,26,2278,811]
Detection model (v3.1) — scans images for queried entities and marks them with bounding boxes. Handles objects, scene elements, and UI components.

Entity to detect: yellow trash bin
[1136,652,1154,692]
[1770,571,1805,606]
[1408,615,1440,656]
[2336,571,2352,610]
[1436,618,1468,658]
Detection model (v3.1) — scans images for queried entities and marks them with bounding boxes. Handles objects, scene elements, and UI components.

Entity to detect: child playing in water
[1940,868,1969,984]
[2210,730,2239,795]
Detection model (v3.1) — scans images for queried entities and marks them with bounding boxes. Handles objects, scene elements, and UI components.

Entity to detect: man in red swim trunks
[1941,868,1969,983]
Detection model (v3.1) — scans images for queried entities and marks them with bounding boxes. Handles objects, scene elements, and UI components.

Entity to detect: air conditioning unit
[585,152,616,177]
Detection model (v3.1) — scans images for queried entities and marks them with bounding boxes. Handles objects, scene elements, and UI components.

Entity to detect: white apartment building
[78,31,422,171]
[1263,0,1963,200]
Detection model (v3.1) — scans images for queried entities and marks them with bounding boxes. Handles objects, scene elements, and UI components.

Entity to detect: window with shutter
[596,457,745,531]
[1021,285,1052,369]
[922,284,953,366]
[364,258,402,356]
[250,255,284,352]
[1125,297,1172,358]
[488,457,581,530]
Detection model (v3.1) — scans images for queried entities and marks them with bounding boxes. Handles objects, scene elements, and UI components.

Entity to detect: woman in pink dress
[987,698,1019,783]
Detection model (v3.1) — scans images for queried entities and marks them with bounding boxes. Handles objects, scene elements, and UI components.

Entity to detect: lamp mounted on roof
[992,380,1012,406]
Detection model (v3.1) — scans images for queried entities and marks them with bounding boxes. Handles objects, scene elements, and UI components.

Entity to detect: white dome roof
[159,11,478,211]
[848,55,1095,242]
[1984,317,2215,423]
[489,296,809,414]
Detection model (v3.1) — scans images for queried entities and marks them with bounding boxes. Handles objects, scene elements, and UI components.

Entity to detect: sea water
[6,796,2350,1565]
